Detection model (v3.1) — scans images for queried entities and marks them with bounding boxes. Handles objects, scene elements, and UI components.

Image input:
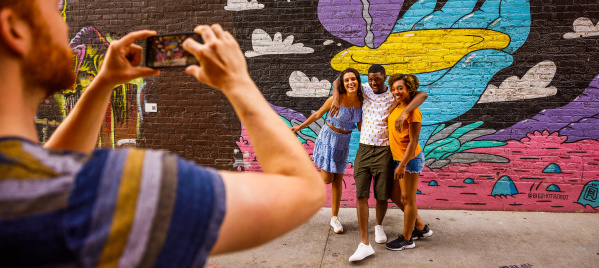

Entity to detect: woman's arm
[394,120,422,181]
[394,91,428,133]
[291,96,334,133]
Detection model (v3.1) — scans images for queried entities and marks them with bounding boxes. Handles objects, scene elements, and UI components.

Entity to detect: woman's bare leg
[400,172,420,239]
[390,179,425,230]
[331,173,343,217]
[320,169,334,184]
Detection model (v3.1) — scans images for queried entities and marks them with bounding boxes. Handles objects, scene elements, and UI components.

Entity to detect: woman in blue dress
[291,68,363,234]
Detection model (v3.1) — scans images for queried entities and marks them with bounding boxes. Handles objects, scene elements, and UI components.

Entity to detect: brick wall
[38,0,599,212]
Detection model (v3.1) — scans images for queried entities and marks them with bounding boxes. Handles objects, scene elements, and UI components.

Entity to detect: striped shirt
[0,138,226,268]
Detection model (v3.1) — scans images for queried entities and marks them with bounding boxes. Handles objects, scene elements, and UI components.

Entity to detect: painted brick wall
[39,0,599,212]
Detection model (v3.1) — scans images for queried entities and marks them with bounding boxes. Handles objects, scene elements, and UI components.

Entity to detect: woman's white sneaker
[348,242,374,262]
[330,216,343,234]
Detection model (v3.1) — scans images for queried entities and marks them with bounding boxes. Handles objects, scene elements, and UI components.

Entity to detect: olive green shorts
[353,144,393,200]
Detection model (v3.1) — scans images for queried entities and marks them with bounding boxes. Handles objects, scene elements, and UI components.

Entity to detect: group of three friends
[292,65,433,262]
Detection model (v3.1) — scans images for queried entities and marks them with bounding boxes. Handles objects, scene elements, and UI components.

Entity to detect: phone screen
[145,32,203,68]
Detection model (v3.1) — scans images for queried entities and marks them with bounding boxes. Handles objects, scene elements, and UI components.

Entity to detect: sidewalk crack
[319,227,331,268]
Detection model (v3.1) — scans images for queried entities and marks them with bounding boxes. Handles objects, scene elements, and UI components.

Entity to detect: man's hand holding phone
[97,30,160,87]
[145,32,203,68]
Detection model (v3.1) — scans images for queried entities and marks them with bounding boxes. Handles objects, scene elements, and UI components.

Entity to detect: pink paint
[238,126,599,212]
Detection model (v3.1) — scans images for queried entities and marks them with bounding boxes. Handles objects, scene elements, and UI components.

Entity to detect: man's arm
[329,79,340,117]
[44,31,160,154]
[388,99,400,113]
[182,25,325,254]
[394,91,428,133]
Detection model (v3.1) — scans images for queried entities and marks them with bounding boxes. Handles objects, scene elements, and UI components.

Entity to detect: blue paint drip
[546,184,561,192]
[543,163,562,174]
[491,175,518,196]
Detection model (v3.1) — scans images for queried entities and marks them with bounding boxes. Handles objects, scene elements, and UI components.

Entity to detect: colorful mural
[41,0,599,212]
[36,1,145,148]
[231,0,599,212]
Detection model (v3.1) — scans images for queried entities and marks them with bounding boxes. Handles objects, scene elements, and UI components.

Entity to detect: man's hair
[0,0,36,28]
[388,73,420,99]
[368,64,386,76]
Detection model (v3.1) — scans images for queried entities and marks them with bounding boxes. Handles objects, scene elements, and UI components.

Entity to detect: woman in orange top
[385,74,433,251]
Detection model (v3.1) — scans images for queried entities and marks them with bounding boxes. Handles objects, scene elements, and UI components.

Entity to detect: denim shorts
[393,152,425,174]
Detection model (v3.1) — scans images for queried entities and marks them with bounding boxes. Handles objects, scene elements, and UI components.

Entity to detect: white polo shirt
[360,83,395,146]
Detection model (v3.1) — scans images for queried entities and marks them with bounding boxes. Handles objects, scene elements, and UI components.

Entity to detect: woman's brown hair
[388,73,420,99]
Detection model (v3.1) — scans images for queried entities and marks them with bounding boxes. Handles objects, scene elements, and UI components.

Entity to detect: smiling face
[343,72,358,95]
[391,79,411,105]
[368,72,387,94]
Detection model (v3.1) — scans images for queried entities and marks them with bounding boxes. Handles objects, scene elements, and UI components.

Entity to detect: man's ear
[0,9,31,58]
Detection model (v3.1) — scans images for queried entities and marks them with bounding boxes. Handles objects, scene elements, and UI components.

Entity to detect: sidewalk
[206,208,598,268]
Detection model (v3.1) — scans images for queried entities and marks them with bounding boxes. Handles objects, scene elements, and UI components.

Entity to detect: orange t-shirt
[388,106,422,161]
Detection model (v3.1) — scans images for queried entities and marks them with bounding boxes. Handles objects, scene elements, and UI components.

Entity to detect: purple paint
[369,0,405,48]
[70,27,108,73]
[318,0,367,47]
[270,103,308,122]
[318,0,404,48]
[480,75,599,142]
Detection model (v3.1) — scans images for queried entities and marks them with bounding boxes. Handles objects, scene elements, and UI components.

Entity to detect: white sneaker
[348,242,374,262]
[374,225,387,243]
[330,216,343,234]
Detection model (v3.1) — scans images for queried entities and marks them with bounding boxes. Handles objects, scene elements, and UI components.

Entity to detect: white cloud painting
[478,61,558,103]
[564,17,599,39]
[224,0,264,11]
[245,29,314,58]
[286,71,331,98]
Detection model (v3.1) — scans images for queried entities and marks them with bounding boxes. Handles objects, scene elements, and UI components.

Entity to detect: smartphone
[145,32,203,69]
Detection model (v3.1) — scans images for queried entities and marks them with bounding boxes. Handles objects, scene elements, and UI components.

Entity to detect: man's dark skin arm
[394,91,428,133]
[329,79,340,117]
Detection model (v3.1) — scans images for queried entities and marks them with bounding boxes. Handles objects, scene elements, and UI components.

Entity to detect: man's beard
[22,22,76,97]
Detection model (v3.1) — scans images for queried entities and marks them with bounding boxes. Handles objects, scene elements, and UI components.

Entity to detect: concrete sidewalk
[207,208,598,268]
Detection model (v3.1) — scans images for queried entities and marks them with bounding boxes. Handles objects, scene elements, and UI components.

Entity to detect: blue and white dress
[312,106,362,174]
